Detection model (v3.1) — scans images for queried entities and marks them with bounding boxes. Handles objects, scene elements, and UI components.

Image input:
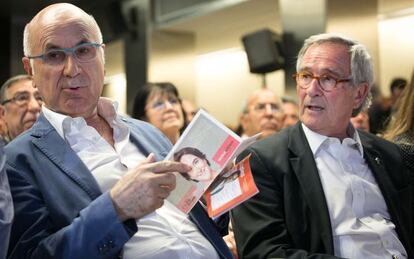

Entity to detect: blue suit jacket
[5,113,232,259]
[0,140,13,259]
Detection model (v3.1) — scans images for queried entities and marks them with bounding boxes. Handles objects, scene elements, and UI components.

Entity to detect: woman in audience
[132,82,186,144]
[384,72,414,171]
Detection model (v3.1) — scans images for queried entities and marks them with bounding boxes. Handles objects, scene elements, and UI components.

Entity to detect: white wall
[378,14,414,96]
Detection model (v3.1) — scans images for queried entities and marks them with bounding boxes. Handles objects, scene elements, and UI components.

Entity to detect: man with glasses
[5,3,232,259]
[239,88,285,139]
[232,33,413,258]
[0,75,42,142]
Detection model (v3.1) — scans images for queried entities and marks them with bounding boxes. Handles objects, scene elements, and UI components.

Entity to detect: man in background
[239,88,285,139]
[281,97,299,128]
[0,75,42,142]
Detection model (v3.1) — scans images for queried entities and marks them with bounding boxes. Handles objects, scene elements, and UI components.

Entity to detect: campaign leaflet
[164,109,260,214]
[205,154,258,218]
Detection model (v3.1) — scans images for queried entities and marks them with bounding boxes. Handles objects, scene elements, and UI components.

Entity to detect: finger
[157,185,172,199]
[142,153,156,164]
[148,160,192,174]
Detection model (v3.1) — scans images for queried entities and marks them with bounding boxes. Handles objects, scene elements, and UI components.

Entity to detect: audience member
[182,99,198,124]
[239,89,285,139]
[0,140,13,259]
[281,96,299,128]
[368,78,407,135]
[384,71,414,172]
[132,82,186,144]
[389,77,407,110]
[350,109,370,132]
[5,3,233,259]
[0,75,42,142]
[232,33,413,258]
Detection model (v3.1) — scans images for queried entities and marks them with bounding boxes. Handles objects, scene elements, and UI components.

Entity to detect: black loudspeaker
[242,29,285,74]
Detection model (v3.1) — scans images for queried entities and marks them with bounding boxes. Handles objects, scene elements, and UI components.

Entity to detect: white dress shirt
[302,123,407,259]
[42,99,219,259]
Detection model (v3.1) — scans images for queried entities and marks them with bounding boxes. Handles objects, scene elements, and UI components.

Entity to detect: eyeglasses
[1,91,43,107]
[27,42,103,66]
[293,72,352,92]
[252,103,282,114]
[148,97,180,111]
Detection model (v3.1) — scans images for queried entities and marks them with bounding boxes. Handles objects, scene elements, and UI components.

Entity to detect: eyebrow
[299,66,347,77]
[44,40,90,51]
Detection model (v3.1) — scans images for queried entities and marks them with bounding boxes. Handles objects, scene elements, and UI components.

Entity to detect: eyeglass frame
[292,71,352,92]
[250,102,283,114]
[26,42,103,65]
[146,97,181,111]
[1,91,43,107]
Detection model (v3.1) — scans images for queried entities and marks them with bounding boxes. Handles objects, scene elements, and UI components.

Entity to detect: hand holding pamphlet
[164,109,259,215]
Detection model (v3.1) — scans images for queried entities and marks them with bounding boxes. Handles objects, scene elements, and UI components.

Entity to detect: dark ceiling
[0,0,119,20]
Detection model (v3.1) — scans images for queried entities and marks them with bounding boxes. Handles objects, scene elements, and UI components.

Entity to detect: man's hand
[110,153,191,221]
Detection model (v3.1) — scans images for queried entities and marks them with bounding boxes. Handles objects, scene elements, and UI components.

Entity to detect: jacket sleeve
[6,162,137,259]
[231,148,341,259]
[0,165,13,259]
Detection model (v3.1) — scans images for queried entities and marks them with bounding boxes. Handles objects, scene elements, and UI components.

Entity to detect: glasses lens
[319,75,337,91]
[44,50,66,65]
[14,92,31,106]
[298,72,312,86]
[74,44,97,62]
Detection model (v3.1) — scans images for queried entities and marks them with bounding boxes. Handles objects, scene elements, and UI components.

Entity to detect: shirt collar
[42,97,120,139]
[301,123,364,157]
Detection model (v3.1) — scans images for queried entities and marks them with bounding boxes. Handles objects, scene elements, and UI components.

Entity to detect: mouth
[305,104,324,112]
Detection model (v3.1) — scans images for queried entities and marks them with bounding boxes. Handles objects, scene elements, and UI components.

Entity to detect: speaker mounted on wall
[242,29,285,74]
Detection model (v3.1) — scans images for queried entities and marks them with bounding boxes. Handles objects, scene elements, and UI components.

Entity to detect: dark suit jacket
[232,123,413,259]
[5,113,233,259]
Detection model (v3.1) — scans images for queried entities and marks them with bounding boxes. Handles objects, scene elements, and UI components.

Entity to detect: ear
[0,105,5,117]
[22,57,33,76]
[239,113,249,131]
[353,82,369,109]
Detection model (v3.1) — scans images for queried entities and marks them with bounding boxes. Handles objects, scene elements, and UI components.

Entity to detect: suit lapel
[361,135,412,252]
[125,119,170,161]
[189,203,233,259]
[30,114,102,199]
[288,124,334,253]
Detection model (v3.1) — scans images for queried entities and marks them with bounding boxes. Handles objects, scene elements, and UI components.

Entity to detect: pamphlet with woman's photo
[164,109,260,214]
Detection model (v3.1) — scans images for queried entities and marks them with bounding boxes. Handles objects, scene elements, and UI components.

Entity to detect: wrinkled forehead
[248,91,280,106]
[28,4,100,50]
[7,79,35,95]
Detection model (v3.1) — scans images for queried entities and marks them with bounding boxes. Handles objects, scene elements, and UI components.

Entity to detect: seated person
[239,89,285,139]
[132,82,186,144]
[0,75,42,142]
[5,3,233,259]
[232,33,413,259]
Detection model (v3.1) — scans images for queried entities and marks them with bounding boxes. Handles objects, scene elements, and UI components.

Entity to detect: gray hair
[296,33,374,115]
[0,75,32,103]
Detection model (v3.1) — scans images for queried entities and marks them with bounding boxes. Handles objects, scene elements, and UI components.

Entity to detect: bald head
[23,3,102,57]
[240,89,285,138]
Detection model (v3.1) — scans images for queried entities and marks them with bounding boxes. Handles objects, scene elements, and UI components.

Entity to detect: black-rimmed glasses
[1,91,43,107]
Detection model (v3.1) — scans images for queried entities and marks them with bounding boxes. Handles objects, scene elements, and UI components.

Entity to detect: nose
[164,100,174,110]
[63,54,80,77]
[27,96,41,112]
[305,78,323,97]
[264,104,274,116]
